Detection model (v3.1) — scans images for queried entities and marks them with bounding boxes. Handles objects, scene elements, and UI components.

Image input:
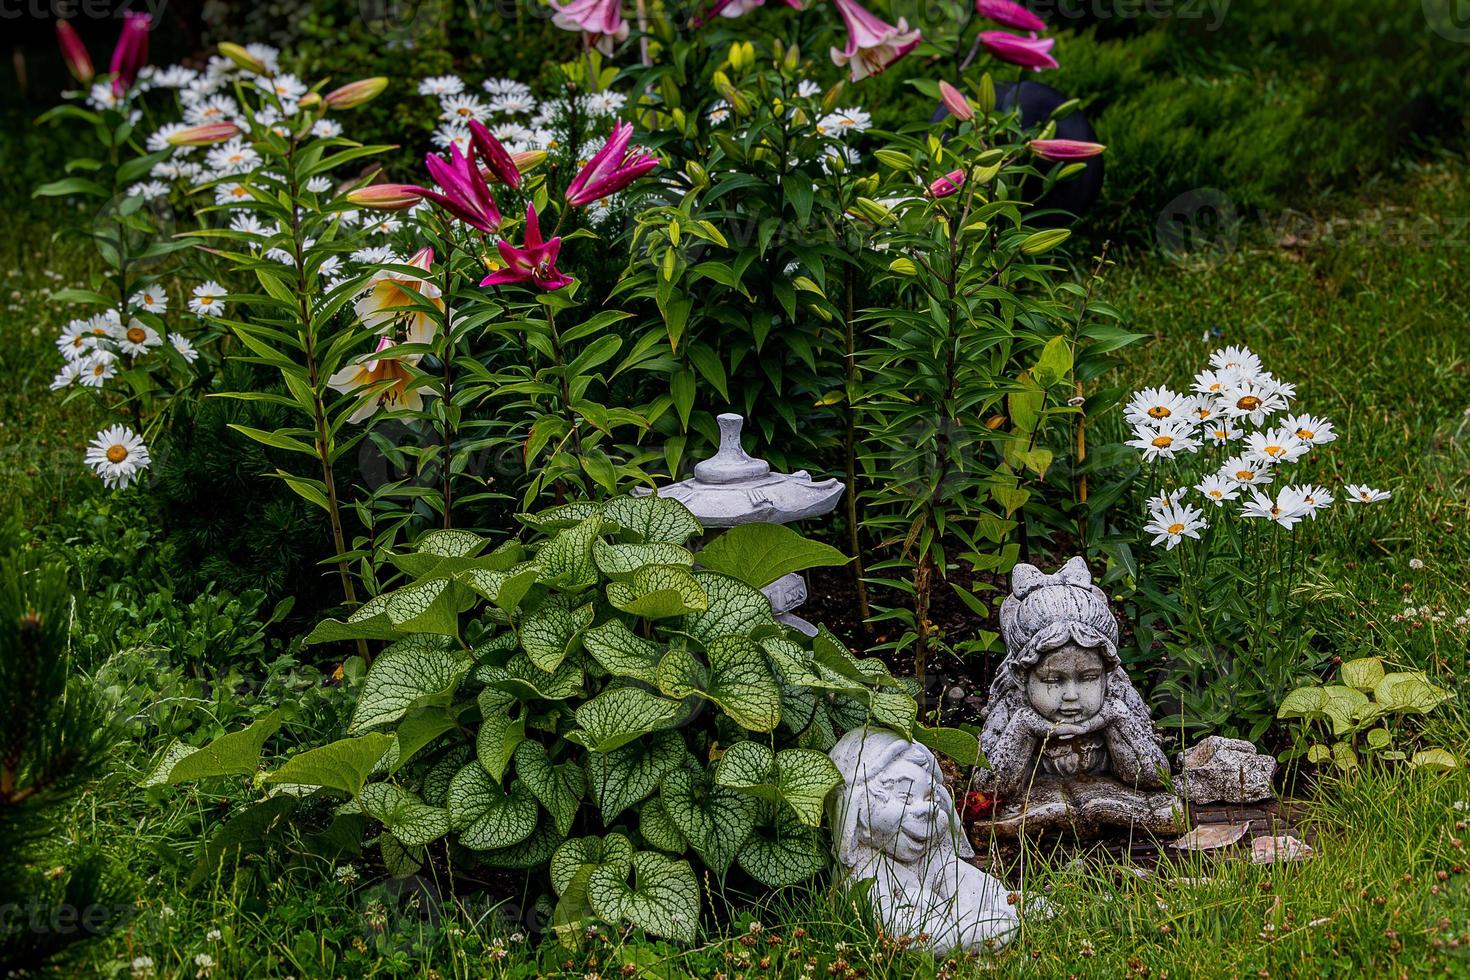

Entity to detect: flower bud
[166,122,242,147]
[298,92,323,110]
[928,168,966,198]
[325,77,388,109]
[851,197,894,225]
[1029,139,1107,161]
[938,81,974,122]
[888,257,919,276]
[511,150,547,173]
[55,21,93,84]
[874,148,913,172]
[217,42,267,75]
[346,183,424,210]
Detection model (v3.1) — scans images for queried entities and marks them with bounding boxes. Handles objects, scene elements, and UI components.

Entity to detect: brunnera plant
[160,495,980,941]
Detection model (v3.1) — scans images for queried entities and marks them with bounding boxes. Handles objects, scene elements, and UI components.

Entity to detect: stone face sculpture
[829,729,1020,954]
[1177,735,1277,805]
[976,557,1180,835]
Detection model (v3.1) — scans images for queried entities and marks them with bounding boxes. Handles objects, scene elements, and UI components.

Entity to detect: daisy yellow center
[1235,469,1255,480]
[1213,429,1229,438]
[231,187,249,198]
[1148,406,1171,419]
[1167,523,1185,534]
[1195,408,1210,419]
[1208,490,1223,498]
[1264,445,1284,458]
[92,363,107,375]
[1151,435,1173,448]
[127,327,147,344]
[1296,428,1314,439]
[1236,395,1262,411]
[1270,506,1282,518]
[105,444,128,463]
[199,294,215,304]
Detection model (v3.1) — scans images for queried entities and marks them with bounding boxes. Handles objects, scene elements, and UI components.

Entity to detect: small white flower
[169,333,200,363]
[214,182,255,206]
[333,863,360,885]
[79,350,118,388]
[57,320,99,360]
[229,213,268,237]
[1247,427,1310,465]
[440,93,492,125]
[826,106,872,132]
[1201,420,1243,445]
[305,176,334,194]
[205,139,261,176]
[50,361,82,390]
[419,74,465,96]
[1126,420,1200,461]
[1240,487,1311,529]
[130,956,156,979]
[1409,558,1425,570]
[1191,368,1236,396]
[86,425,151,489]
[131,287,168,314]
[261,73,308,105]
[206,929,222,942]
[114,318,163,356]
[1125,386,1190,426]
[244,43,281,74]
[1144,503,1207,550]
[190,281,227,316]
[351,245,398,265]
[1297,483,1334,516]
[130,180,171,201]
[707,100,731,125]
[483,78,532,99]
[580,91,624,117]
[184,94,239,126]
[430,126,473,154]
[1344,484,1391,504]
[194,952,215,972]
[1221,378,1287,426]
[1208,345,1263,380]
[1284,412,1336,445]
[311,118,343,139]
[1195,474,1239,507]
[1220,455,1273,487]
[1145,491,1178,515]
[797,80,823,98]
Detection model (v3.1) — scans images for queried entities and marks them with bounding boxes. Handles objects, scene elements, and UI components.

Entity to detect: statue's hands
[1015,706,1053,739]
[1049,713,1108,740]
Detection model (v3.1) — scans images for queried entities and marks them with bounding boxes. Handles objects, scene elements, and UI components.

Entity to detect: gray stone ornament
[1177,735,1277,805]
[828,729,1021,955]
[633,413,842,634]
[976,557,1181,835]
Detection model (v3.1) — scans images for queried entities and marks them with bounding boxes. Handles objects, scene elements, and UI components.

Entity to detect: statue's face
[866,758,940,864]
[1025,643,1106,724]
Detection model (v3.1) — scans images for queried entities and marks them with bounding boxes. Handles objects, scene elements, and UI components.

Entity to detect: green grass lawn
[14,161,1470,977]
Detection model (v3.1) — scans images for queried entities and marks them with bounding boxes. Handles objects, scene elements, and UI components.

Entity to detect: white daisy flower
[129,180,170,201]
[205,139,261,176]
[1220,455,1274,487]
[1297,484,1333,516]
[245,43,281,74]
[114,318,163,356]
[1246,427,1310,465]
[190,281,227,315]
[169,332,199,363]
[494,93,541,115]
[85,425,152,489]
[1344,484,1391,504]
[312,119,343,139]
[430,126,472,154]
[351,245,398,265]
[1201,421,1244,445]
[1209,345,1263,380]
[150,65,197,88]
[305,176,334,194]
[79,350,118,387]
[1195,474,1239,507]
[1191,368,1237,396]
[1144,502,1207,550]
[1261,373,1297,402]
[147,122,190,152]
[439,93,492,125]
[821,144,861,174]
[1124,386,1190,426]
[264,246,296,264]
[827,107,872,132]
[1126,420,1200,461]
[1183,394,1220,425]
[184,94,239,125]
[260,73,308,104]
[797,80,822,98]
[50,360,82,390]
[1284,413,1336,445]
[229,213,268,237]
[131,287,168,314]
[1145,491,1179,515]
[365,217,402,236]
[482,78,531,99]
[86,82,120,110]
[1240,487,1311,529]
[419,75,465,96]
[57,320,99,360]
[1220,378,1287,426]
[708,100,732,124]
[581,91,625,117]
[214,182,255,206]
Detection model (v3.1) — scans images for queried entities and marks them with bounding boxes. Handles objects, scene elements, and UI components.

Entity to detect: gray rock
[1177,736,1277,805]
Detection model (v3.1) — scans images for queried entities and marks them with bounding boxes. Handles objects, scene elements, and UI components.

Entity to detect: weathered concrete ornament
[1177,736,1277,805]
[829,729,1021,954]
[975,557,1181,836]
[634,413,842,634]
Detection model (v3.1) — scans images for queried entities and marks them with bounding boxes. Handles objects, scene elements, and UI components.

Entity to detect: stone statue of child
[829,729,1020,954]
[977,557,1177,833]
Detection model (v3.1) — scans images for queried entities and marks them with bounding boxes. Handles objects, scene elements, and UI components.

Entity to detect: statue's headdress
[992,557,1120,695]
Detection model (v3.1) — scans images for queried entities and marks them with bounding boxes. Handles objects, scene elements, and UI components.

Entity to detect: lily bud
[783,43,800,73]
[888,257,919,276]
[874,148,913,171]
[346,184,425,210]
[166,122,242,147]
[977,74,996,113]
[55,21,93,84]
[298,92,323,110]
[685,160,710,190]
[851,197,894,225]
[938,81,974,122]
[928,168,966,198]
[325,77,388,109]
[511,150,548,173]
[218,42,267,75]
[1029,139,1107,161]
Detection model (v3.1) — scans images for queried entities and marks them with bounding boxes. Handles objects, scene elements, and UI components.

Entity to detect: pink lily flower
[938,81,974,122]
[979,31,1057,71]
[829,0,922,82]
[1029,139,1106,161]
[481,204,574,291]
[693,0,802,24]
[976,0,1046,32]
[565,121,658,207]
[109,12,151,96]
[467,120,523,189]
[55,20,94,84]
[549,0,629,55]
[928,169,966,198]
[415,143,503,234]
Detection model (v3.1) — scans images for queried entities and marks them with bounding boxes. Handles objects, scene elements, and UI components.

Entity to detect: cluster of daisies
[707,79,873,173]
[1125,346,1392,549]
[49,281,227,490]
